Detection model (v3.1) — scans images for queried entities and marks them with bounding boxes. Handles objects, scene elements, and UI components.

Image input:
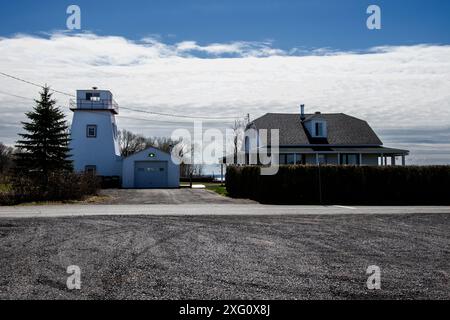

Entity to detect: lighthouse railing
[69,99,119,113]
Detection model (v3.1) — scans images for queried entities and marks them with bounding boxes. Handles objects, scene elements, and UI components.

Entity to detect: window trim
[318,154,327,165]
[86,92,100,101]
[286,154,295,165]
[314,122,324,137]
[295,154,306,165]
[315,122,321,136]
[86,125,97,138]
[340,153,360,165]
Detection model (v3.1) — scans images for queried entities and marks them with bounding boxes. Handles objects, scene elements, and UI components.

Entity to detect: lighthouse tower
[69,88,122,177]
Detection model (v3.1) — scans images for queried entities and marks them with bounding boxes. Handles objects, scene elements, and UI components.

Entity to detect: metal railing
[69,99,119,113]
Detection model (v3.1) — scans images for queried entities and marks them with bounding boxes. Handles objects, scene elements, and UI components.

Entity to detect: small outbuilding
[122,147,180,189]
[69,88,180,189]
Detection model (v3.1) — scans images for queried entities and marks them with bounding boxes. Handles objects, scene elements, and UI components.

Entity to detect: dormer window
[311,120,327,138]
[315,122,324,137]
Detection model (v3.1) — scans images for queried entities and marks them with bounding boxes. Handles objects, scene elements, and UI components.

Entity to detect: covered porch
[218,146,410,181]
[276,146,410,166]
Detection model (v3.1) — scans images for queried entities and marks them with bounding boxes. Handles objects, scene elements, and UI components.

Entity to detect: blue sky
[1,1,450,165]
[1,0,450,51]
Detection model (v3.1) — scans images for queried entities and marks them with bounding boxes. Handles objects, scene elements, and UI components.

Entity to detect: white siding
[122,147,180,188]
[76,90,112,101]
[69,110,122,176]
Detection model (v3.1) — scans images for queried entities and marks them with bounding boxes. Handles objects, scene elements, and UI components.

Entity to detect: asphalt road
[0,213,448,299]
[0,204,450,218]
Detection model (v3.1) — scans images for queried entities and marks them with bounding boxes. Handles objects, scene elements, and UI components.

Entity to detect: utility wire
[120,106,241,120]
[0,89,236,125]
[0,90,35,101]
[78,109,236,125]
[0,72,75,97]
[0,71,244,121]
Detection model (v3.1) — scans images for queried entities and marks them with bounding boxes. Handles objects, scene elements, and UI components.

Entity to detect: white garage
[69,89,181,189]
[122,147,180,189]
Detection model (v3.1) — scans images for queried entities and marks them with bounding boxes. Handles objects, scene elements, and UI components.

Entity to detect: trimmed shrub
[226,165,450,205]
[0,171,100,205]
[100,176,121,189]
[180,176,215,183]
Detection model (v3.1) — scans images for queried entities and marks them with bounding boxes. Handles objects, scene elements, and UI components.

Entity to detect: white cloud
[0,33,449,164]
[174,40,286,57]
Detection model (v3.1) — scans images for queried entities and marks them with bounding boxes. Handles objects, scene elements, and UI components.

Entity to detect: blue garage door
[134,161,168,188]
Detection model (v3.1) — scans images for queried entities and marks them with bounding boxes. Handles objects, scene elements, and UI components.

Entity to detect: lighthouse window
[86,125,97,138]
[86,92,100,102]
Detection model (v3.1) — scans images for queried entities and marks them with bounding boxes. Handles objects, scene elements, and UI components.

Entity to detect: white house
[69,88,180,188]
[242,104,409,166]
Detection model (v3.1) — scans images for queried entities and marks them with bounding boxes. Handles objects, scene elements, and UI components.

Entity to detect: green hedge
[226,165,450,205]
[0,172,100,206]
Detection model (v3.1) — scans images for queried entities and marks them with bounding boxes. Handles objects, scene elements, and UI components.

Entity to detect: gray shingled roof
[248,113,383,146]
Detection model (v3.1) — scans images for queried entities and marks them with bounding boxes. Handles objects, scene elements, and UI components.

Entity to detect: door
[134,161,168,188]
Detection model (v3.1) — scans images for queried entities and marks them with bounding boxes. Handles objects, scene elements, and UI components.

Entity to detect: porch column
[316,153,319,165]
[337,153,341,165]
[391,156,396,166]
[359,154,363,166]
[402,155,406,166]
[380,154,384,166]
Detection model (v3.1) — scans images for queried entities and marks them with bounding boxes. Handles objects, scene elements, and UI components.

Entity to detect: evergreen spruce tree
[15,86,72,176]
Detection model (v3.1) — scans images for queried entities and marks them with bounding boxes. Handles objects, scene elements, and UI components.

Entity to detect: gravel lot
[0,214,448,300]
[99,189,254,204]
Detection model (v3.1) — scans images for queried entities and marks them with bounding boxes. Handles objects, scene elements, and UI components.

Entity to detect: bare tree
[119,130,182,157]
[0,142,14,176]
[231,119,246,164]
[118,130,205,177]
[118,130,146,157]
[174,140,205,178]
[145,136,180,154]
[192,163,203,176]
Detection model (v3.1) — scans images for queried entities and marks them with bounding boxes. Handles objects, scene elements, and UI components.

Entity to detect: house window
[315,122,324,137]
[295,154,306,165]
[85,165,97,175]
[286,154,295,164]
[86,125,97,138]
[318,154,327,164]
[341,154,360,165]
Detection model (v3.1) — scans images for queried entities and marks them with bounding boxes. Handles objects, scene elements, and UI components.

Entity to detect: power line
[0,90,35,101]
[0,71,244,121]
[0,72,75,97]
[120,106,240,120]
[0,88,237,125]
[82,109,236,124]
